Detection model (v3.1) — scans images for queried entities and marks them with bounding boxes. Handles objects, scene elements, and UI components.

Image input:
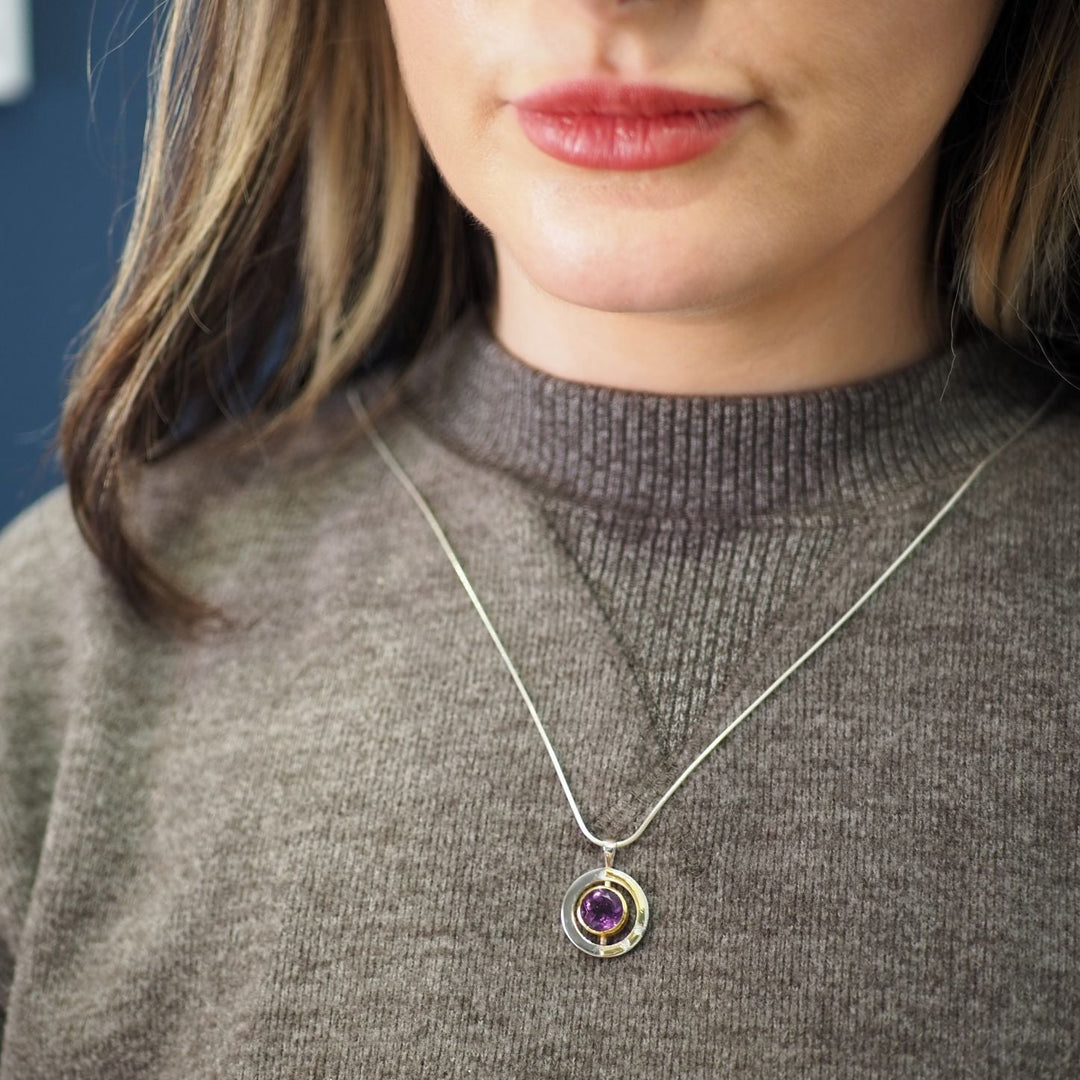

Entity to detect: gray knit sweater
[0,306,1077,1078]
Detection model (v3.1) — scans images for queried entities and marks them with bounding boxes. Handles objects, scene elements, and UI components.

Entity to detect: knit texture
[0,305,1077,1078]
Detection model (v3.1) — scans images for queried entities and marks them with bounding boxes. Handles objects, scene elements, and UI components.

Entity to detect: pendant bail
[602,840,616,871]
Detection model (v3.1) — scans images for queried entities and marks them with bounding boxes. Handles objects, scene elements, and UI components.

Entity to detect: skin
[382,0,1004,395]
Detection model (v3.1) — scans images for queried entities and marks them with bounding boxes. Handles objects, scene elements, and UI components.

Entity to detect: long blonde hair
[53,0,1079,638]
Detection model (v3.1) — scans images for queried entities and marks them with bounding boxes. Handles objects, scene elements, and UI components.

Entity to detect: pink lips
[512,79,752,170]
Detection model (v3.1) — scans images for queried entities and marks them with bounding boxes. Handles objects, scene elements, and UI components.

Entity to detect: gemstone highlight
[578,887,625,934]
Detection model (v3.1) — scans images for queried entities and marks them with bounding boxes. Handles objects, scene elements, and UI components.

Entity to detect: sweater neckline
[396,303,1058,521]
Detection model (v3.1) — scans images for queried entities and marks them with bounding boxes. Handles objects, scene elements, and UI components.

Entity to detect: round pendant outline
[561,866,649,957]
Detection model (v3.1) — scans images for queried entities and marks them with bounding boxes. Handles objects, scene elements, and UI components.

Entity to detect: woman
[0,0,1077,1075]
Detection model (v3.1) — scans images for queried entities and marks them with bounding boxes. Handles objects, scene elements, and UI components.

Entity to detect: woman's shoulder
[0,484,89,805]
[0,371,412,634]
[0,483,95,638]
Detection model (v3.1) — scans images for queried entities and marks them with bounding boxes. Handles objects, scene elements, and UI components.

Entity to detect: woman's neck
[487,145,944,397]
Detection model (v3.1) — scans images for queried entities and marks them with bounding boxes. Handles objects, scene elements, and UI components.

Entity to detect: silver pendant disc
[560,866,649,957]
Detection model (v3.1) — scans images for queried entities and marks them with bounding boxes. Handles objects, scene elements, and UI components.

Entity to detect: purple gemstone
[579,887,625,934]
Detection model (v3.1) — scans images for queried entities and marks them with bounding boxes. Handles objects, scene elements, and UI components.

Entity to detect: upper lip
[511,78,749,116]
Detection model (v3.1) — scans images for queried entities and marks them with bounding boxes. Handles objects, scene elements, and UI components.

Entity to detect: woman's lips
[514,107,747,170]
[511,79,753,170]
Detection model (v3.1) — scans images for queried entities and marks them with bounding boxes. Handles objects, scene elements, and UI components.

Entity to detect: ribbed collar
[398,304,1060,520]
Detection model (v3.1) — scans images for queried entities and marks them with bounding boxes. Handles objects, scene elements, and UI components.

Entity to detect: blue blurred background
[0,0,153,528]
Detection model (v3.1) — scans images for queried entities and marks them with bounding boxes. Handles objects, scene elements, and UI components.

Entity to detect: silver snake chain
[345,376,1063,855]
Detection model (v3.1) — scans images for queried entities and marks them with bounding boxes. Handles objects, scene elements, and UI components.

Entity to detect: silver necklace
[345,375,1061,958]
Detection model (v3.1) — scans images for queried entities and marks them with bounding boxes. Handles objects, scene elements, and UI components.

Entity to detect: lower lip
[513,106,749,170]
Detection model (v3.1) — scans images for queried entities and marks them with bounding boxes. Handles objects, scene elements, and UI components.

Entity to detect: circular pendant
[560,865,649,957]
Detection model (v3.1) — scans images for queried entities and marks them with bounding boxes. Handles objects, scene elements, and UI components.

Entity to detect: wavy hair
[51,0,1080,638]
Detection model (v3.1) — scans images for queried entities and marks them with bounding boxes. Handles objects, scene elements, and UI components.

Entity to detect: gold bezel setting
[575,884,630,938]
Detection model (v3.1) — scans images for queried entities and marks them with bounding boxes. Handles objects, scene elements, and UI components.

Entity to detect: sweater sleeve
[0,486,81,1026]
